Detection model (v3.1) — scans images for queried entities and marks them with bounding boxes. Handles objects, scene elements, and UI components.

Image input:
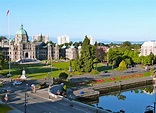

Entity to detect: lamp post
[69,95,73,107]
[25,84,28,113]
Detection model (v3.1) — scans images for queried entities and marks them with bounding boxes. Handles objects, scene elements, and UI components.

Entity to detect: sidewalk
[30,88,109,113]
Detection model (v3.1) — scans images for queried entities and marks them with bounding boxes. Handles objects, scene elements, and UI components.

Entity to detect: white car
[12,81,22,85]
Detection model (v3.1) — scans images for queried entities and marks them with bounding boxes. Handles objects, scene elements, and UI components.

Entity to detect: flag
[6,10,9,16]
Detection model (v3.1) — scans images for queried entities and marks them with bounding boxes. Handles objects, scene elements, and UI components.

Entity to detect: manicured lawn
[52,61,70,69]
[0,104,12,113]
[96,63,116,72]
[0,61,74,79]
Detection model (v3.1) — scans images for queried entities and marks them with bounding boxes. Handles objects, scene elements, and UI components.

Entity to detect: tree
[95,47,105,62]
[118,60,127,71]
[0,52,6,70]
[93,58,99,70]
[74,50,81,71]
[39,34,43,42]
[74,36,95,72]
[121,41,131,48]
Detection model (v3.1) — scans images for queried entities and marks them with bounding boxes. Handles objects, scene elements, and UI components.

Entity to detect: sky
[0,0,156,42]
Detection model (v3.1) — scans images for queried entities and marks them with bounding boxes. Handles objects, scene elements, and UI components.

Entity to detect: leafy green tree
[143,55,152,65]
[124,58,131,67]
[118,60,127,71]
[121,41,131,47]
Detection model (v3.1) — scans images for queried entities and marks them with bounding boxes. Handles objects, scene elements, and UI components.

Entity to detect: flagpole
[7,10,11,76]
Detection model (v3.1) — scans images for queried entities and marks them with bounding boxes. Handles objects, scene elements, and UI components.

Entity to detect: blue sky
[0,0,156,42]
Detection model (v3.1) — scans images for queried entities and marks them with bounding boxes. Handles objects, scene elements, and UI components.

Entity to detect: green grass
[96,63,116,72]
[52,61,70,69]
[0,104,13,113]
[0,61,74,79]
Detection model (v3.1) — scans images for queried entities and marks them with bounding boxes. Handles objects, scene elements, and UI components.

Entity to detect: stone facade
[33,34,49,43]
[66,45,77,60]
[140,41,156,56]
[0,24,59,62]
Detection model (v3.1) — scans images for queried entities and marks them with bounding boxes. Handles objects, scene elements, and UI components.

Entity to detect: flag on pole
[6,10,9,16]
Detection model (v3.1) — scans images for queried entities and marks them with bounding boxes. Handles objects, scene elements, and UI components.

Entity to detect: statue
[21,68,26,79]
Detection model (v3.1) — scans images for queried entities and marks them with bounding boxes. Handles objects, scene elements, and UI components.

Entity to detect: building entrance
[25,52,28,58]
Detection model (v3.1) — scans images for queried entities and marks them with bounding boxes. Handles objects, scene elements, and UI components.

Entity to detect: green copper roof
[16,24,27,35]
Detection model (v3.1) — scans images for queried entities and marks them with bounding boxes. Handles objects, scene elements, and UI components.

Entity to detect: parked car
[12,81,22,85]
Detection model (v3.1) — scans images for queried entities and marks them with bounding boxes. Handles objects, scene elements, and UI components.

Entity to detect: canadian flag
[6,10,9,16]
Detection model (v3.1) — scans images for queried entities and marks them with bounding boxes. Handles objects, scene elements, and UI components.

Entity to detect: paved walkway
[28,88,109,113]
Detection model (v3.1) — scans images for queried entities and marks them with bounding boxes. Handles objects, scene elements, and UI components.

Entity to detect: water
[92,85,155,113]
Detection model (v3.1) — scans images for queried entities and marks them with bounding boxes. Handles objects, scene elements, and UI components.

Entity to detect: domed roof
[16,24,27,35]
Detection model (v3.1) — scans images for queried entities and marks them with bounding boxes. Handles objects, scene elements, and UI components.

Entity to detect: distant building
[140,41,156,56]
[97,46,109,53]
[66,44,77,60]
[57,35,70,45]
[88,35,95,45]
[33,34,49,43]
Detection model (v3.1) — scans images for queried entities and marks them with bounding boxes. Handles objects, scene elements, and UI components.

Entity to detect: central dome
[16,24,27,35]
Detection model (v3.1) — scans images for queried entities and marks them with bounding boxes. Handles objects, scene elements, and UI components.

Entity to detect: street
[2,87,103,113]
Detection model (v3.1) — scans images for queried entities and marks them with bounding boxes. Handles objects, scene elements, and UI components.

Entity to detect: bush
[58,72,68,80]
[39,82,49,89]
[90,69,99,75]
[0,83,3,87]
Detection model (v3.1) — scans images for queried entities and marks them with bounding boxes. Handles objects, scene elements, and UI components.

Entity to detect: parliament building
[0,24,59,62]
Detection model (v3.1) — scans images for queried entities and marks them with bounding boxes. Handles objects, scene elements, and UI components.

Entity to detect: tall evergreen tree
[75,36,95,72]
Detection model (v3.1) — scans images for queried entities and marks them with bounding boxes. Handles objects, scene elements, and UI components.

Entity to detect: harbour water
[92,85,155,113]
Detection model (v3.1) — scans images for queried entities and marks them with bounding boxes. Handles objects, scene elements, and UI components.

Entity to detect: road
[3,87,105,113]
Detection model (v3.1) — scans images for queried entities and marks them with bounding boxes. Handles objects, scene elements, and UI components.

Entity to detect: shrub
[58,72,68,80]
[63,85,67,91]
[90,69,99,75]
[39,82,49,89]
[118,60,127,71]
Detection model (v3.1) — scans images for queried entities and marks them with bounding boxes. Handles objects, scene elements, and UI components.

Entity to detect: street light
[69,95,73,107]
[25,84,28,113]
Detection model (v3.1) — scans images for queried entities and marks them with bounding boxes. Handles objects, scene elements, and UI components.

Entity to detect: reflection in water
[90,85,155,113]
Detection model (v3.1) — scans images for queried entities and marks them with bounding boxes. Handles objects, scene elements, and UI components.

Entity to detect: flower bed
[92,73,146,84]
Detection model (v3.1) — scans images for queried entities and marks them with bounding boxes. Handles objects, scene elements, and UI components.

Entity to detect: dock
[73,76,154,100]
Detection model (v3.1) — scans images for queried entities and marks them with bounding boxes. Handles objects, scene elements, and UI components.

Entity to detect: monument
[21,68,26,79]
